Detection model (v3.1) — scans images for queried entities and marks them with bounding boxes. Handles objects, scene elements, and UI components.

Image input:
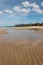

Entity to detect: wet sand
[0,28,43,65]
[0,29,7,34]
[0,39,43,65]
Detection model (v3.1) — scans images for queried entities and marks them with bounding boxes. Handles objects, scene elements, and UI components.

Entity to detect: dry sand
[11,26,43,30]
[0,38,43,65]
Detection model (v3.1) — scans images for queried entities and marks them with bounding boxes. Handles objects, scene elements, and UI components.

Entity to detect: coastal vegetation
[15,23,43,27]
[4,22,43,28]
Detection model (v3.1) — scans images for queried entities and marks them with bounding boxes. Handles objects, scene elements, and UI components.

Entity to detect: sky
[0,0,43,26]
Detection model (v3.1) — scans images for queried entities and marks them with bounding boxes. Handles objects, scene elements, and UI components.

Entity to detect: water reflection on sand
[0,29,43,41]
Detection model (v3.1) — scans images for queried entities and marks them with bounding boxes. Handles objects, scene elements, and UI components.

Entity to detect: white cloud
[21,1,30,7]
[13,6,21,12]
[21,1,43,14]
[32,2,43,14]
[30,2,43,14]
[31,3,40,9]
[13,6,31,16]
[41,2,43,6]
[21,1,40,8]
[0,11,3,15]
[21,8,31,16]
[21,8,30,13]
[32,7,43,14]
[1,1,42,16]
[4,9,13,14]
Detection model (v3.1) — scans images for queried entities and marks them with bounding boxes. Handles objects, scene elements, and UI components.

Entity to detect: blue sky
[0,0,43,26]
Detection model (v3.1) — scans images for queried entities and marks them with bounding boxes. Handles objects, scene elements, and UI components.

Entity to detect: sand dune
[0,39,43,65]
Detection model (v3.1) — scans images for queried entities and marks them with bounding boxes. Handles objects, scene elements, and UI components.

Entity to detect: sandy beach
[0,27,43,65]
[0,0,43,64]
[11,26,43,31]
[0,27,43,34]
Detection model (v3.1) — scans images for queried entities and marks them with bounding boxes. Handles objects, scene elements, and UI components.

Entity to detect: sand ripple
[0,39,43,65]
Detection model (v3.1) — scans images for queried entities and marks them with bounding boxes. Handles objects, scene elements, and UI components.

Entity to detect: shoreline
[11,26,43,31]
[0,26,43,35]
